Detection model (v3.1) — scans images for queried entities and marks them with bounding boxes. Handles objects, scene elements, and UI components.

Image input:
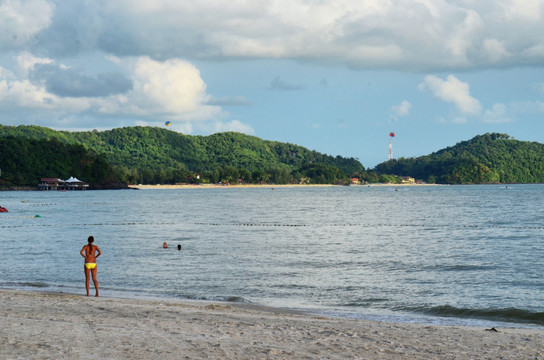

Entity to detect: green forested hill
[3,126,543,186]
[375,133,544,184]
[0,125,363,185]
[0,136,116,187]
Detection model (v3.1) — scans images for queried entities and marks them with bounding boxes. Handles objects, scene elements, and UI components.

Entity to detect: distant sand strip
[1,290,542,359]
[128,183,435,190]
[128,184,337,190]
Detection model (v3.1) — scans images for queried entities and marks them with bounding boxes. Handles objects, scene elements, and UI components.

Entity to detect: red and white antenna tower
[388,132,395,161]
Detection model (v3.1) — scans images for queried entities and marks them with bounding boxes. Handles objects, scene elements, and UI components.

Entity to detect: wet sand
[1,290,542,359]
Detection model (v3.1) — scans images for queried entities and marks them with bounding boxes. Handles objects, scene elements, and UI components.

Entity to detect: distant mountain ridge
[3,125,543,186]
[374,133,544,184]
[0,124,363,185]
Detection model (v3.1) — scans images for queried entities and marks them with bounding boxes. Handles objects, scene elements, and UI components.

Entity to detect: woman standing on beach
[80,236,102,297]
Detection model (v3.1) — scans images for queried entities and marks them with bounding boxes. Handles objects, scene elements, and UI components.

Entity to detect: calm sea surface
[1,185,543,328]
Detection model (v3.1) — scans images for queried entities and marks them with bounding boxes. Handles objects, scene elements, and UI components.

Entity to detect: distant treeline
[374,133,544,184]
[0,125,364,186]
[2,125,543,187]
[0,136,115,187]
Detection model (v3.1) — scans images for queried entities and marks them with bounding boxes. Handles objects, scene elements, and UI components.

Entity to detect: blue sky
[1,1,544,168]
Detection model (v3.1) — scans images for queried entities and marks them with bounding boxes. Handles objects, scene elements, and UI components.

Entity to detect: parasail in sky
[165,121,172,126]
[389,132,395,137]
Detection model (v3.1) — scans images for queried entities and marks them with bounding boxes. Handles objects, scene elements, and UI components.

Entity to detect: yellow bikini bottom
[85,263,96,270]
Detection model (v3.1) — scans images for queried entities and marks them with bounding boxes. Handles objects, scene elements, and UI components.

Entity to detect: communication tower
[388,132,395,161]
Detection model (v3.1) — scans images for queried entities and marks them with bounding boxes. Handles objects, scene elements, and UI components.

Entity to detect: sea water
[1,185,543,328]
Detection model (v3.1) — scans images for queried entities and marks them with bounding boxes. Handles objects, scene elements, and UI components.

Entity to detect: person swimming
[80,236,102,297]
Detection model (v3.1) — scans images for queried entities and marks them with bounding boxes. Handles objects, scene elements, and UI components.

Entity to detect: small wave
[184,294,249,304]
[425,264,496,272]
[2,281,50,289]
[410,305,544,326]
[339,297,389,307]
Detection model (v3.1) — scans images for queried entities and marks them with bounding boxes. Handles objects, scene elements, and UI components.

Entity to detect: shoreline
[7,285,541,330]
[2,290,543,359]
[128,183,438,190]
[129,183,339,189]
[3,183,534,192]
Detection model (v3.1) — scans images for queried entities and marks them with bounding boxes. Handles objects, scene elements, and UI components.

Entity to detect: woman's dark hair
[88,236,94,253]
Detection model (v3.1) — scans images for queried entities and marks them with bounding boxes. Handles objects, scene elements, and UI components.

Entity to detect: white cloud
[502,0,543,22]
[0,53,225,126]
[419,74,482,115]
[155,119,254,135]
[482,38,511,63]
[0,0,53,50]
[4,1,544,71]
[208,120,255,134]
[105,55,122,65]
[3,1,544,139]
[270,76,304,91]
[129,57,220,120]
[134,120,194,134]
[32,0,539,71]
[482,103,511,123]
[174,122,194,135]
[392,100,412,117]
[0,63,90,112]
[16,52,54,77]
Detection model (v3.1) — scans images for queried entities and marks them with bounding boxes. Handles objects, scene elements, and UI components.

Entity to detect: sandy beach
[128,183,338,189]
[1,290,542,359]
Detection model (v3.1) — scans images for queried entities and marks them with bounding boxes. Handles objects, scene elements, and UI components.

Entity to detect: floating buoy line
[17,201,117,206]
[2,220,543,231]
[193,222,544,231]
[0,221,177,229]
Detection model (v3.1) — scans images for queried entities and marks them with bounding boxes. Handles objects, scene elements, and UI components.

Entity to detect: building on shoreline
[39,178,64,190]
[39,177,89,190]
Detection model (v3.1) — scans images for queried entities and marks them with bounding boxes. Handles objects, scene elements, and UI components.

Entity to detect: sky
[2,1,544,168]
